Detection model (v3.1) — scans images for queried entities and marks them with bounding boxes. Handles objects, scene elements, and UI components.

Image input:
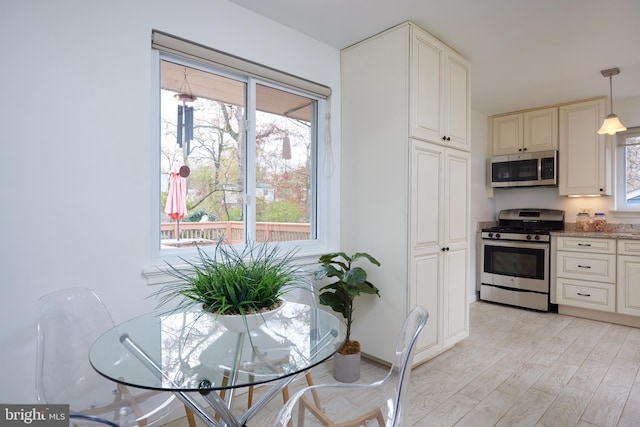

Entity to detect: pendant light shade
[597,67,627,135]
[598,113,627,136]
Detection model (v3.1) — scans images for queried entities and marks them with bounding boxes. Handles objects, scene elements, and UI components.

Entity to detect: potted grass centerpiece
[154,238,308,332]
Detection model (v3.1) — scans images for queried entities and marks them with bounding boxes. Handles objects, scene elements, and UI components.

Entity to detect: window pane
[160,60,246,248]
[255,84,314,242]
[625,137,640,204]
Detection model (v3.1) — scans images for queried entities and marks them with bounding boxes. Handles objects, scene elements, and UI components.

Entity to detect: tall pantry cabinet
[341,21,470,365]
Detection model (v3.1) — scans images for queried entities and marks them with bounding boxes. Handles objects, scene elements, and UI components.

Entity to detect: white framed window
[150,31,331,260]
[615,127,640,212]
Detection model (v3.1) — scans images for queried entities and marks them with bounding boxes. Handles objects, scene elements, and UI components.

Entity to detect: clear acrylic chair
[273,305,428,427]
[36,287,191,427]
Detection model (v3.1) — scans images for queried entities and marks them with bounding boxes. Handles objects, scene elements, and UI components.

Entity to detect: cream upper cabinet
[558,98,610,196]
[341,21,470,366]
[491,107,557,156]
[492,113,523,155]
[411,26,470,151]
[444,49,470,151]
[524,107,558,152]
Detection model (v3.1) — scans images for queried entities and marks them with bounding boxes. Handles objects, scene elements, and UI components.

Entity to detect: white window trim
[144,41,335,285]
[612,127,640,216]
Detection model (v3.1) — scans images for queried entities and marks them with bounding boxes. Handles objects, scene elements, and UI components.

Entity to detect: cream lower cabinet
[556,237,616,312]
[409,141,470,362]
[617,240,640,316]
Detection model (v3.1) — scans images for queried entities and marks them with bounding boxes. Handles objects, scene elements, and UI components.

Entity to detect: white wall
[0,0,341,404]
[469,109,496,300]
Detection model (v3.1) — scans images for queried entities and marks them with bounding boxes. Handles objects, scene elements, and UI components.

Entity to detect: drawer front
[556,237,616,254]
[618,239,640,256]
[556,252,616,282]
[557,278,615,312]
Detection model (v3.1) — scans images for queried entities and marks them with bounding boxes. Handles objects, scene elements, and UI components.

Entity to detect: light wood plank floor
[162,300,640,426]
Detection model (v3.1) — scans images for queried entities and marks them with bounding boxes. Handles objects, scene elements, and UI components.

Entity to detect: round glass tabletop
[90,301,344,392]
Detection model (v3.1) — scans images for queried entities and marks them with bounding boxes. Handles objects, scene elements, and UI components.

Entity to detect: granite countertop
[552,223,640,240]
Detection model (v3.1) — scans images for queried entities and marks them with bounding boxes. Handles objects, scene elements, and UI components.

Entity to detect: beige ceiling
[228,0,640,117]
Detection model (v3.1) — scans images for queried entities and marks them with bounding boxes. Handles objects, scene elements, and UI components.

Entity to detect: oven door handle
[481,239,549,250]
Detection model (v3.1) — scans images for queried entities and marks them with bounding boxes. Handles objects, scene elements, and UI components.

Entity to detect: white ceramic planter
[204,300,284,333]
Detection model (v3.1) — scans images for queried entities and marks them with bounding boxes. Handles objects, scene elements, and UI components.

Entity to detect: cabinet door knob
[518,148,523,152]
[447,137,451,141]
[523,148,527,151]
[442,136,446,141]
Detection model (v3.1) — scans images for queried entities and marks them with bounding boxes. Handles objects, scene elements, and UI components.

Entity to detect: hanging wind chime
[175,68,197,155]
[282,120,291,181]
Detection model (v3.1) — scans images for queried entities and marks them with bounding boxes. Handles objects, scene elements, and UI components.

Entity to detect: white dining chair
[272,305,428,427]
[36,287,194,427]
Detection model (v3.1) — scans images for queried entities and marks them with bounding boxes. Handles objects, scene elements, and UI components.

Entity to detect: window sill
[610,210,640,219]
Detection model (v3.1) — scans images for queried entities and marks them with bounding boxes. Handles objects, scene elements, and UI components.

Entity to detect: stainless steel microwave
[490,150,558,188]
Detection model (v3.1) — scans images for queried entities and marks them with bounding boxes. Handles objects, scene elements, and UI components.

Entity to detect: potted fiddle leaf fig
[153,238,309,332]
[314,251,380,382]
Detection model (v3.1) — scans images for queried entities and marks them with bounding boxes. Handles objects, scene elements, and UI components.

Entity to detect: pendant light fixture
[597,67,627,135]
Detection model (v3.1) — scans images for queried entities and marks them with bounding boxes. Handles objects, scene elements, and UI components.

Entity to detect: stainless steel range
[479,208,564,311]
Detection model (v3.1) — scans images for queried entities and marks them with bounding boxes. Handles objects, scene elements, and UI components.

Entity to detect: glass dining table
[89,301,345,427]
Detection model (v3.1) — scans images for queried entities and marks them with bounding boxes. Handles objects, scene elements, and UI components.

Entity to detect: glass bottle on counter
[593,212,607,232]
[576,212,591,232]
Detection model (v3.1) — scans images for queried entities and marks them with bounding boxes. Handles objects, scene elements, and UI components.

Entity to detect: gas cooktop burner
[482,208,565,243]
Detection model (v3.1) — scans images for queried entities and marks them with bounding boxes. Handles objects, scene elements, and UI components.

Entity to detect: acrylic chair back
[390,305,429,426]
[36,287,175,426]
[272,305,428,427]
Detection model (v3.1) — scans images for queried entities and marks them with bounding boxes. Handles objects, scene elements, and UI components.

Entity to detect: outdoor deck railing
[160,221,311,244]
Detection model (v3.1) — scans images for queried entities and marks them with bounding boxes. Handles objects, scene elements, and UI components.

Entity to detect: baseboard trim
[558,305,640,328]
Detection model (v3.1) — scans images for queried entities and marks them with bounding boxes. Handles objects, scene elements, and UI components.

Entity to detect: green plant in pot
[314,251,380,382]
[153,238,308,332]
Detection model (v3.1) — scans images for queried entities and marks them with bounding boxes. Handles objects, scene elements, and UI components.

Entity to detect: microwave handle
[537,157,542,181]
